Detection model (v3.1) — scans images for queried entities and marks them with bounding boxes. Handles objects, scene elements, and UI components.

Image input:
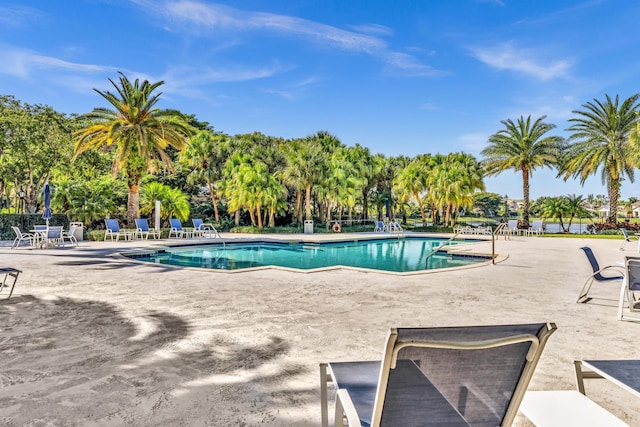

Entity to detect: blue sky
[2,0,640,200]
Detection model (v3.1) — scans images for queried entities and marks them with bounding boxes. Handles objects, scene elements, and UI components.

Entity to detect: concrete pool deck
[1,233,639,425]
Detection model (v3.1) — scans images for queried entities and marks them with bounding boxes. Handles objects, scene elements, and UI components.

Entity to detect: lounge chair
[391,221,403,233]
[104,219,132,241]
[61,224,79,246]
[169,218,191,238]
[374,221,386,233]
[0,268,21,299]
[577,246,624,304]
[619,228,639,251]
[320,322,557,427]
[193,219,220,238]
[135,218,161,240]
[617,255,640,322]
[527,220,544,236]
[11,226,35,249]
[507,219,520,236]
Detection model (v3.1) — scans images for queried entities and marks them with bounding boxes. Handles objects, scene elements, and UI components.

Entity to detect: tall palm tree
[73,72,193,226]
[481,115,562,226]
[282,135,326,221]
[561,94,640,223]
[393,155,430,223]
[182,130,229,222]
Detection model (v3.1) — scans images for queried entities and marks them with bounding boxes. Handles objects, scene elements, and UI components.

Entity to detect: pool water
[126,237,490,273]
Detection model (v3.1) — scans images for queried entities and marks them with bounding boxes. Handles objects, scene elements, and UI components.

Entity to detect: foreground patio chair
[104,219,132,241]
[320,323,557,427]
[135,218,161,240]
[192,219,220,238]
[11,226,35,249]
[618,256,640,322]
[373,221,386,232]
[577,246,624,304]
[0,268,22,299]
[619,228,639,251]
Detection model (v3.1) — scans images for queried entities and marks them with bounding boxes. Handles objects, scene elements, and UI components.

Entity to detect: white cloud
[0,5,44,29]
[0,46,117,78]
[138,0,440,76]
[470,41,571,80]
[458,132,490,154]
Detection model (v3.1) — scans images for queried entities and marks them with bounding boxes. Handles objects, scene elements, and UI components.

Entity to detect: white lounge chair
[104,219,132,241]
[169,218,192,238]
[193,218,220,238]
[528,220,544,236]
[507,219,520,235]
[135,218,161,239]
[320,323,556,427]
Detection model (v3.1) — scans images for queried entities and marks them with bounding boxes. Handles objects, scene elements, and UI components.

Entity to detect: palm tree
[140,182,190,222]
[282,135,326,221]
[182,130,229,222]
[481,115,562,226]
[561,94,640,223]
[73,72,193,226]
[393,155,430,223]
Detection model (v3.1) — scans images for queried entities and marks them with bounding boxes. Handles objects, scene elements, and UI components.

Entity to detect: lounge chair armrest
[596,265,626,275]
[335,389,362,427]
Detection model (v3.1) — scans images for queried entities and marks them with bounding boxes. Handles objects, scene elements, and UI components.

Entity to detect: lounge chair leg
[320,363,329,427]
[0,268,21,299]
[577,279,594,303]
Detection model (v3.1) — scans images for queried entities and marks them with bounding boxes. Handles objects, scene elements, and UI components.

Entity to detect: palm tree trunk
[127,183,140,228]
[295,190,303,223]
[414,190,426,222]
[207,181,220,222]
[609,176,620,223]
[305,182,312,220]
[522,168,530,226]
[234,210,240,226]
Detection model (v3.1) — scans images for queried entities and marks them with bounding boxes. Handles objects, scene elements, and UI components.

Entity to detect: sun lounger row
[104,218,221,241]
[453,225,492,235]
[373,221,403,233]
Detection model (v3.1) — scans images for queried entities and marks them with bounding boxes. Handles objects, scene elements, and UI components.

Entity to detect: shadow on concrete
[0,296,314,425]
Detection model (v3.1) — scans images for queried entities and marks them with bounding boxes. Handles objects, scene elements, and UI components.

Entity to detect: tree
[140,182,190,222]
[73,72,193,226]
[482,115,562,226]
[561,94,640,223]
[182,130,229,222]
[282,134,327,221]
[393,155,430,223]
[472,192,503,217]
[0,95,73,213]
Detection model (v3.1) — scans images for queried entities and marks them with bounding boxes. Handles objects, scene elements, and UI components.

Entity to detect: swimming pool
[123,237,492,273]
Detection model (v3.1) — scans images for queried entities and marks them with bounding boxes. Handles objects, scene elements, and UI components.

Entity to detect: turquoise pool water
[125,237,490,273]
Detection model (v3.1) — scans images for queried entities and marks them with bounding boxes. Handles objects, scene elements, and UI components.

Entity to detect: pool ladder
[424,233,459,268]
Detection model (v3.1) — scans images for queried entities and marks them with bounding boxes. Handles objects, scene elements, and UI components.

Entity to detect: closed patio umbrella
[42,183,52,226]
